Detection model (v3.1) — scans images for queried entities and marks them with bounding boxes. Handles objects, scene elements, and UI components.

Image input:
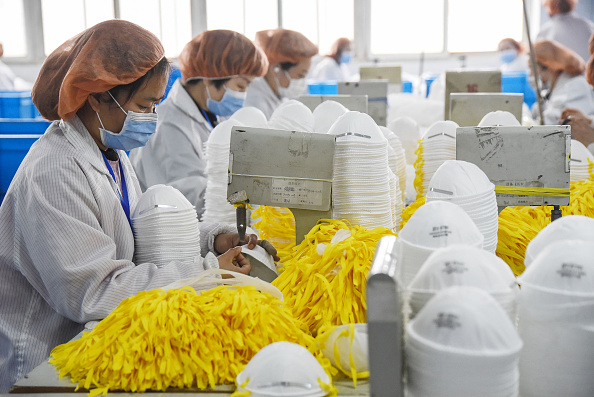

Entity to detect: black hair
[105,57,171,105]
[184,78,231,90]
[280,62,297,71]
[558,0,573,13]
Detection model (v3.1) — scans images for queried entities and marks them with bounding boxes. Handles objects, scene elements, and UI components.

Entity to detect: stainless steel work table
[10,359,370,396]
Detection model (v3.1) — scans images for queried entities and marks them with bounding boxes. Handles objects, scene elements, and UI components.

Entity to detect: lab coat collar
[168,79,214,129]
[60,116,111,176]
[60,115,141,210]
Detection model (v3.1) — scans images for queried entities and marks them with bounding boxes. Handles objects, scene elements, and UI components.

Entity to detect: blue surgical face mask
[97,91,158,151]
[499,49,517,64]
[206,84,246,117]
[340,51,352,64]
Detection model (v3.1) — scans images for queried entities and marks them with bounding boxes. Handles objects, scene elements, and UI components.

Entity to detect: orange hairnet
[498,38,524,53]
[32,20,164,121]
[544,0,576,14]
[178,30,268,81]
[255,29,318,65]
[328,38,351,57]
[533,40,585,76]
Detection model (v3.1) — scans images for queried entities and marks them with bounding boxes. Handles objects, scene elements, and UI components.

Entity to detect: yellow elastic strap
[494,186,570,197]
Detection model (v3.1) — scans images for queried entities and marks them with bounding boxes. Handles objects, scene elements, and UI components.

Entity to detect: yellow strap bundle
[413,138,425,200]
[399,196,426,231]
[50,285,335,396]
[494,186,570,197]
[251,206,296,263]
[272,219,396,335]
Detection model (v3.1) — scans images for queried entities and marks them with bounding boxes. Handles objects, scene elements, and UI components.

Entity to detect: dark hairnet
[32,20,164,121]
[178,30,268,81]
[255,29,318,65]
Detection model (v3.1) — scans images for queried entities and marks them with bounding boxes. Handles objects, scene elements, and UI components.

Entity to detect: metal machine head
[456,125,571,210]
[227,126,335,243]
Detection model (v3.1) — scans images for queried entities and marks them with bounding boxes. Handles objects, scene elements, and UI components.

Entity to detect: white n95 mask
[277,70,308,99]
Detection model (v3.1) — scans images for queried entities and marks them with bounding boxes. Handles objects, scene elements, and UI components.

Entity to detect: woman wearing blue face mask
[244,29,318,119]
[497,38,529,73]
[131,30,268,219]
[0,21,266,391]
[310,37,353,82]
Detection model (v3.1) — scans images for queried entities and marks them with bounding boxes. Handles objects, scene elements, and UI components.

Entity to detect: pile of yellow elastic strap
[50,285,337,397]
[412,139,425,199]
[400,196,426,230]
[272,219,396,335]
[251,206,296,263]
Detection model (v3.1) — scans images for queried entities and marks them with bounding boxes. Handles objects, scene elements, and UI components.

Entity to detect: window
[370,0,524,55]
[207,0,278,41]
[0,0,27,57]
[42,0,190,58]
[42,0,114,55]
[316,0,354,55]
[206,0,353,52]
[371,0,444,55]
[282,0,354,54]
[119,0,192,58]
[447,0,524,53]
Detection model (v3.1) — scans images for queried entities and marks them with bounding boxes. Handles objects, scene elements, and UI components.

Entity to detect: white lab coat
[534,72,594,125]
[244,77,284,119]
[0,115,231,391]
[309,56,350,81]
[501,54,529,74]
[537,12,594,63]
[130,80,214,218]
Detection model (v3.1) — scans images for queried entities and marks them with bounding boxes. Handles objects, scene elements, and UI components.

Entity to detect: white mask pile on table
[131,184,201,267]
[426,160,499,253]
[406,286,522,397]
[518,240,594,397]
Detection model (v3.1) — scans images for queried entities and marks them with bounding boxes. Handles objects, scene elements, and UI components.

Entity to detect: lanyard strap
[200,107,215,130]
[102,154,132,227]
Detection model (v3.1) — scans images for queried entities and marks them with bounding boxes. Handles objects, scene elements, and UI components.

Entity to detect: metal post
[523,0,545,125]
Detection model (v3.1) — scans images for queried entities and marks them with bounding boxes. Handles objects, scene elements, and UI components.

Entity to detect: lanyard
[102,154,132,227]
[200,108,215,130]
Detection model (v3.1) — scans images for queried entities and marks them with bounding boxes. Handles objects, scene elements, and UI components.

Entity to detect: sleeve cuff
[207,224,237,254]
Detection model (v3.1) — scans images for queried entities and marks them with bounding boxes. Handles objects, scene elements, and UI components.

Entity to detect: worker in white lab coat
[244,29,318,118]
[130,30,268,219]
[530,39,594,125]
[0,21,267,392]
[310,37,353,82]
[560,44,594,153]
[498,38,529,74]
[537,0,594,63]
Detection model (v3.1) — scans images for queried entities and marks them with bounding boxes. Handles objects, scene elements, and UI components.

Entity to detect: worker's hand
[258,240,281,262]
[214,233,281,262]
[217,246,251,278]
[560,108,590,122]
[214,232,258,254]
[569,117,594,148]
